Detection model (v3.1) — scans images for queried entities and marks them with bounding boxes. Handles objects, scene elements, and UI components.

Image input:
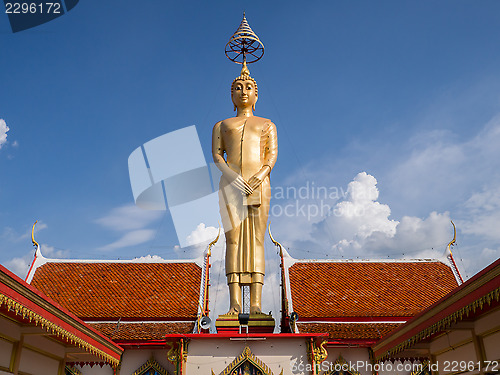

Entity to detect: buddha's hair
[231,75,258,96]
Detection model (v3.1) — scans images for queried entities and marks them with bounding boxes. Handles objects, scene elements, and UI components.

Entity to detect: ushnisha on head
[231,61,258,111]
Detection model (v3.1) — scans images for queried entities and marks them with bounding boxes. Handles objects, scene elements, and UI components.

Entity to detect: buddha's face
[231,79,257,109]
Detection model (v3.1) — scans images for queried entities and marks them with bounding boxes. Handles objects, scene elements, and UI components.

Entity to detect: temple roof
[296,322,400,341]
[288,260,458,319]
[281,254,459,343]
[89,322,195,341]
[30,262,202,321]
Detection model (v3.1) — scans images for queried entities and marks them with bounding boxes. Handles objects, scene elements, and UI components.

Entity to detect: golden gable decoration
[132,356,169,375]
[213,346,283,375]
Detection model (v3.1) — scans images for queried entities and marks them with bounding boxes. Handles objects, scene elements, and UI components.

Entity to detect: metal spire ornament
[225,12,265,73]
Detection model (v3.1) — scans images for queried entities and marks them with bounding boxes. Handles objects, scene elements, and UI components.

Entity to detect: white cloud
[303,172,452,259]
[2,243,68,278]
[132,254,166,262]
[325,172,398,242]
[12,140,18,148]
[19,222,48,241]
[98,229,156,251]
[459,187,500,241]
[0,119,9,149]
[388,114,500,209]
[41,243,69,258]
[1,222,48,243]
[185,223,220,248]
[95,204,163,251]
[95,204,163,231]
[3,253,32,279]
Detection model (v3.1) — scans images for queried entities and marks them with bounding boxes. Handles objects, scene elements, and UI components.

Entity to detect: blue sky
[2,0,500,288]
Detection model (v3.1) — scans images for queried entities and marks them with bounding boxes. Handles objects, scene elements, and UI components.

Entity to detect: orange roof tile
[89,322,195,341]
[31,262,202,320]
[297,322,401,340]
[289,261,457,318]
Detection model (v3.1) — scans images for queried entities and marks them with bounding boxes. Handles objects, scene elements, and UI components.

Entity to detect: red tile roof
[89,322,195,341]
[31,262,202,320]
[297,322,401,340]
[289,261,458,318]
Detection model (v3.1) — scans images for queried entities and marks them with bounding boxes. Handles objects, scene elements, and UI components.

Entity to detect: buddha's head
[231,62,258,111]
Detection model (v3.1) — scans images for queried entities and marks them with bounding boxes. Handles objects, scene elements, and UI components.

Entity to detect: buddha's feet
[250,306,264,314]
[226,305,241,315]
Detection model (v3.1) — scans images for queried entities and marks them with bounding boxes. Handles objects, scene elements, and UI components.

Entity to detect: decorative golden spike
[268,222,284,257]
[31,221,39,249]
[447,220,457,255]
[207,224,221,257]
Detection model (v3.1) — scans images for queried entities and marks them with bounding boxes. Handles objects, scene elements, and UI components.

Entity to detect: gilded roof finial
[447,220,457,256]
[268,223,284,258]
[31,220,39,249]
[225,12,265,73]
[207,224,221,257]
[445,220,464,284]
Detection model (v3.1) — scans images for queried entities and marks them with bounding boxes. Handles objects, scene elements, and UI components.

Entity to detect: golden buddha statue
[212,62,278,314]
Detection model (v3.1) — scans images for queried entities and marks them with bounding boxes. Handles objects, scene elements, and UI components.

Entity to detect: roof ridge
[290,257,449,264]
[26,253,204,284]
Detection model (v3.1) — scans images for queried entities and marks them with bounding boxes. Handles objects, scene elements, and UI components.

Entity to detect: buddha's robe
[213,116,278,284]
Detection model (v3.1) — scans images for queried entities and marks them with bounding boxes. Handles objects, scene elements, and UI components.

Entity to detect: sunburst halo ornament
[225,12,265,67]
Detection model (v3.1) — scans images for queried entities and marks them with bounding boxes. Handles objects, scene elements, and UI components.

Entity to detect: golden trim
[166,341,178,365]
[132,355,169,375]
[0,293,120,367]
[0,331,16,343]
[219,346,274,375]
[215,320,275,327]
[311,340,328,363]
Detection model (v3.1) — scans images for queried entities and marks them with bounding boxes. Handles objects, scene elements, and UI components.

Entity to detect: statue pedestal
[215,313,275,334]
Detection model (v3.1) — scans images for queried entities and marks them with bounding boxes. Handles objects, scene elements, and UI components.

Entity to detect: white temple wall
[74,364,114,375]
[0,314,66,375]
[0,315,21,340]
[18,347,60,374]
[475,308,500,335]
[23,333,66,358]
[187,338,309,375]
[483,332,500,360]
